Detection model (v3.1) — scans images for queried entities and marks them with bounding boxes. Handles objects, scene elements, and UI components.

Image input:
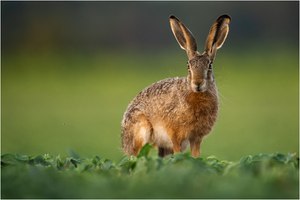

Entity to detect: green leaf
[15,154,30,162]
[1,154,19,166]
[92,156,101,166]
[137,143,153,158]
[32,155,51,166]
[68,149,81,159]
[273,153,288,163]
[70,158,80,168]
[101,159,113,171]
[118,156,137,173]
[56,155,64,170]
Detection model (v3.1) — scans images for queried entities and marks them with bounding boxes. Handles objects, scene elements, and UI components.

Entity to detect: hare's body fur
[121,77,218,155]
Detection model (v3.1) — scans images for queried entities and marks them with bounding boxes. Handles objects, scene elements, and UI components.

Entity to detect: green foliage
[1,150,299,198]
[137,143,153,158]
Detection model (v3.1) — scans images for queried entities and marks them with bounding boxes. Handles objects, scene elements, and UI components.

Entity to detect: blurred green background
[1,2,299,161]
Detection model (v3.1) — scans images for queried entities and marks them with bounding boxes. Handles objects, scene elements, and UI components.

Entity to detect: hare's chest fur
[159,91,218,130]
[147,84,218,148]
[148,93,218,151]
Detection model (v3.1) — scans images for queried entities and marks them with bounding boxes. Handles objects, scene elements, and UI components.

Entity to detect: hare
[121,15,231,157]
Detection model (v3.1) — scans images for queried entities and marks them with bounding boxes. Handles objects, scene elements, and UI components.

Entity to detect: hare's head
[170,15,231,93]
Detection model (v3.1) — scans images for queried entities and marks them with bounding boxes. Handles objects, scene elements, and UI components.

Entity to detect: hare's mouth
[192,87,206,93]
[191,82,207,93]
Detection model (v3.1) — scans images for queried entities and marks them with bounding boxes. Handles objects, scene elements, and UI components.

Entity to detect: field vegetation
[1,145,299,198]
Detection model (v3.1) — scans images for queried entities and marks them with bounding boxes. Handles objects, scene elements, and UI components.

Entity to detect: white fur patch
[138,126,150,144]
[153,124,173,149]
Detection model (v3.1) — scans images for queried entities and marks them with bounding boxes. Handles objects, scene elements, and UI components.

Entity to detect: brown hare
[121,15,231,157]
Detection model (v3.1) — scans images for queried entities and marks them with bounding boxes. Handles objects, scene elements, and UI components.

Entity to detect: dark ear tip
[169,15,179,21]
[218,14,231,22]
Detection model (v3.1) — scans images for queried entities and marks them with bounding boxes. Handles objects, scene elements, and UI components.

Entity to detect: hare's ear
[169,15,197,59]
[205,15,231,60]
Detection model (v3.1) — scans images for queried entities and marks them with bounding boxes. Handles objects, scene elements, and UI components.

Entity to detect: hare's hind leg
[122,114,152,156]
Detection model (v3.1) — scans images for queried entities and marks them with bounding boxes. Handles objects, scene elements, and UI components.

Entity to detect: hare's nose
[192,80,206,92]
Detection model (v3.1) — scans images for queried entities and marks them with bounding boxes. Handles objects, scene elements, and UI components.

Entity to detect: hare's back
[133,77,186,107]
[139,77,186,98]
[123,77,186,120]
